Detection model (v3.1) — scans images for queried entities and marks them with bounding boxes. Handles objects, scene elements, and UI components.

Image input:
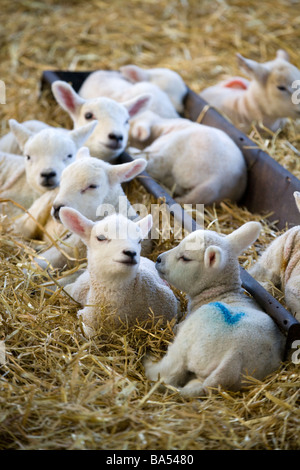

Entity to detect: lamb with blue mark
[144,222,285,398]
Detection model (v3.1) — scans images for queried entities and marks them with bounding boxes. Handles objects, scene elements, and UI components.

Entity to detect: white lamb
[144,222,285,397]
[78,69,179,119]
[119,65,188,114]
[129,111,247,204]
[59,208,180,336]
[0,120,96,217]
[249,191,300,322]
[200,50,300,133]
[33,147,147,270]
[51,80,152,161]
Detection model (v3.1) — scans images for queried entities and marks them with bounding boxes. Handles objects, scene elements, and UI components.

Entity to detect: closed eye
[179,255,192,262]
[80,184,99,193]
[97,234,108,242]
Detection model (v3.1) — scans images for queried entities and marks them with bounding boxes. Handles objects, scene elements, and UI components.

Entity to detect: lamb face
[51,80,151,161]
[156,222,261,298]
[52,147,147,222]
[59,209,152,282]
[9,119,97,195]
[237,50,300,120]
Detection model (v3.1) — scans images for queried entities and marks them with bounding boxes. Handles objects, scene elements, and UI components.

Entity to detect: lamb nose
[53,204,64,219]
[108,133,123,142]
[41,170,57,179]
[123,250,137,260]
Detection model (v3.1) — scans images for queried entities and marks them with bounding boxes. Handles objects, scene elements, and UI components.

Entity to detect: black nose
[108,133,123,142]
[156,255,162,264]
[41,170,57,179]
[123,250,137,260]
[52,204,64,220]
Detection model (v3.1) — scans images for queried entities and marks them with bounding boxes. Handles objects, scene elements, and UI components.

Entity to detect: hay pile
[0,0,299,450]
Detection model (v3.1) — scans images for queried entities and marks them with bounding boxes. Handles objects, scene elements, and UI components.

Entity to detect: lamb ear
[204,245,224,269]
[226,221,261,255]
[69,121,98,148]
[122,93,152,119]
[276,49,289,62]
[236,54,269,83]
[135,214,153,239]
[51,81,85,120]
[9,119,34,151]
[120,65,150,83]
[75,146,91,160]
[293,191,300,213]
[108,158,147,185]
[59,207,94,244]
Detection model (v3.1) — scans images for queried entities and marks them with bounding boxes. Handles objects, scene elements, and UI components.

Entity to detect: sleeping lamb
[144,222,285,397]
[129,111,247,204]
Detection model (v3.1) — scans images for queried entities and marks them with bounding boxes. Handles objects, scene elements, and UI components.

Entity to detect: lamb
[129,111,247,204]
[59,208,180,336]
[199,50,300,133]
[143,222,285,397]
[33,147,147,269]
[77,69,179,119]
[0,120,97,217]
[144,222,285,397]
[249,191,300,322]
[51,80,152,161]
[119,65,188,114]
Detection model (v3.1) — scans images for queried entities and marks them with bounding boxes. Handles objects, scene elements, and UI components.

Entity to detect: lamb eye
[277,85,287,91]
[67,154,73,159]
[180,255,191,262]
[84,112,94,120]
[26,155,31,160]
[88,184,98,189]
[97,234,107,242]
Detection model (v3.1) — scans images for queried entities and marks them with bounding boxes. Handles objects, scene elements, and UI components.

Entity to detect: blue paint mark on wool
[208,302,245,325]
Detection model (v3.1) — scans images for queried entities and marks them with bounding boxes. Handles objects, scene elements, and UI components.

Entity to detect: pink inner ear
[209,251,216,265]
[128,97,149,117]
[59,86,76,112]
[223,79,248,90]
[125,67,140,82]
[65,212,87,236]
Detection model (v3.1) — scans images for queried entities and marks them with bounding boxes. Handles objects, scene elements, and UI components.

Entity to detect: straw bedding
[0,0,299,451]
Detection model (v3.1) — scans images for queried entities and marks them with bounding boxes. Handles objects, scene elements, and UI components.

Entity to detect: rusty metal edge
[184,88,300,230]
[40,70,300,356]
